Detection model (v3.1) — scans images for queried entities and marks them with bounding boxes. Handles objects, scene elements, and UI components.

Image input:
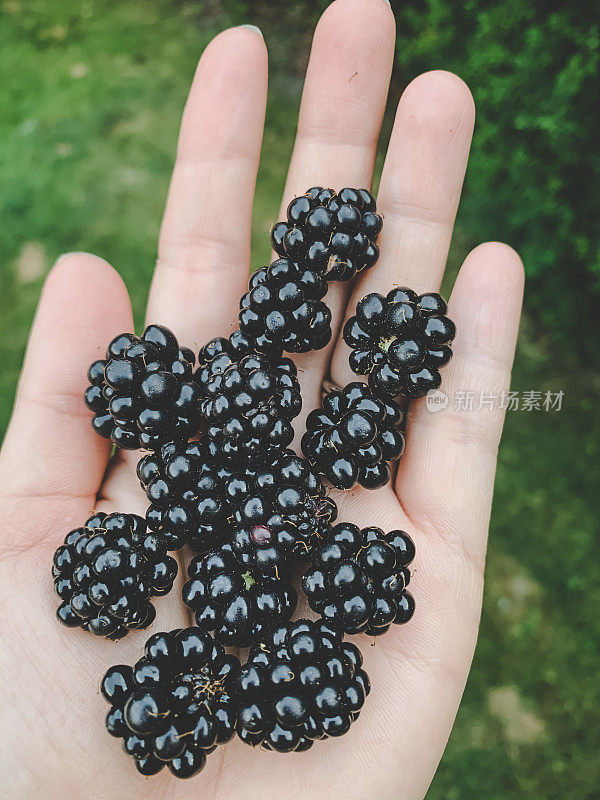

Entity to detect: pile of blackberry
[51,186,457,778]
[84,324,200,450]
[52,512,177,639]
[235,619,370,752]
[101,629,239,777]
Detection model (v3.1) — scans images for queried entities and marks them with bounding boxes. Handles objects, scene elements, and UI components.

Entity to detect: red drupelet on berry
[227,450,338,575]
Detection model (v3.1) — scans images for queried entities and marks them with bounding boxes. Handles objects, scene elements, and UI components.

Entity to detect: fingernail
[54,251,102,268]
[56,251,86,263]
[239,24,263,38]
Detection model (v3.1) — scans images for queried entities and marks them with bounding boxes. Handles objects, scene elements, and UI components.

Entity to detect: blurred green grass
[1,1,598,797]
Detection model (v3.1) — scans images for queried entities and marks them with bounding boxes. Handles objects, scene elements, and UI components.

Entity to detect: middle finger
[278,0,396,413]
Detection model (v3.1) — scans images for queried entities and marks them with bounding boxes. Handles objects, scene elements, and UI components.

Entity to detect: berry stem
[242,570,256,591]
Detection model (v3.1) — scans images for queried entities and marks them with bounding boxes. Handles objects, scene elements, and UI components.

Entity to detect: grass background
[1,1,599,797]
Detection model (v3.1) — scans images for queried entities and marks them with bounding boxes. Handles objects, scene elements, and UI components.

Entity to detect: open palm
[0,2,524,798]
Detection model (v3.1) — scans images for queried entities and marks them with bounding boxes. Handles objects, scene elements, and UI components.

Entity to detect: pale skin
[0,1,524,798]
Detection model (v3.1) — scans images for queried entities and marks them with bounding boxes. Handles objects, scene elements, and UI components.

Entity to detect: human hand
[0,1,523,798]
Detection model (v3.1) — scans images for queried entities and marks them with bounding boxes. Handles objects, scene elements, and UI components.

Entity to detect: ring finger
[330,69,476,387]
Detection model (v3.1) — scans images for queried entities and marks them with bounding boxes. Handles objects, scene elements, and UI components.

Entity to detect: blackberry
[199,351,302,463]
[228,450,337,574]
[182,544,297,647]
[343,289,455,399]
[101,628,240,778]
[303,524,415,636]
[239,258,332,357]
[137,440,233,553]
[235,618,370,752]
[84,324,200,450]
[271,187,382,281]
[52,512,177,639]
[301,382,405,490]
[194,330,252,399]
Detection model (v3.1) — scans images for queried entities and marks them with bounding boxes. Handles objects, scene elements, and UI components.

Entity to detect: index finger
[147,26,268,347]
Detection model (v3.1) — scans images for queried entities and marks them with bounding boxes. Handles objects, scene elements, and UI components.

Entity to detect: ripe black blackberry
[194,330,252,399]
[84,324,201,450]
[303,524,415,636]
[343,288,456,399]
[271,187,382,281]
[199,351,302,463]
[52,512,177,639]
[235,618,370,752]
[239,258,332,357]
[228,450,337,574]
[137,439,234,553]
[182,543,297,647]
[101,628,240,778]
[301,381,405,490]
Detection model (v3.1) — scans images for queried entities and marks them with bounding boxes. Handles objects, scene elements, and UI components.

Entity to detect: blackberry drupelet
[101,628,240,778]
[228,450,337,574]
[303,524,415,636]
[235,618,370,752]
[343,288,456,399]
[137,440,234,553]
[239,258,332,357]
[271,187,382,282]
[52,512,177,639]
[84,324,200,450]
[301,381,405,490]
[183,543,297,647]
[199,351,302,463]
